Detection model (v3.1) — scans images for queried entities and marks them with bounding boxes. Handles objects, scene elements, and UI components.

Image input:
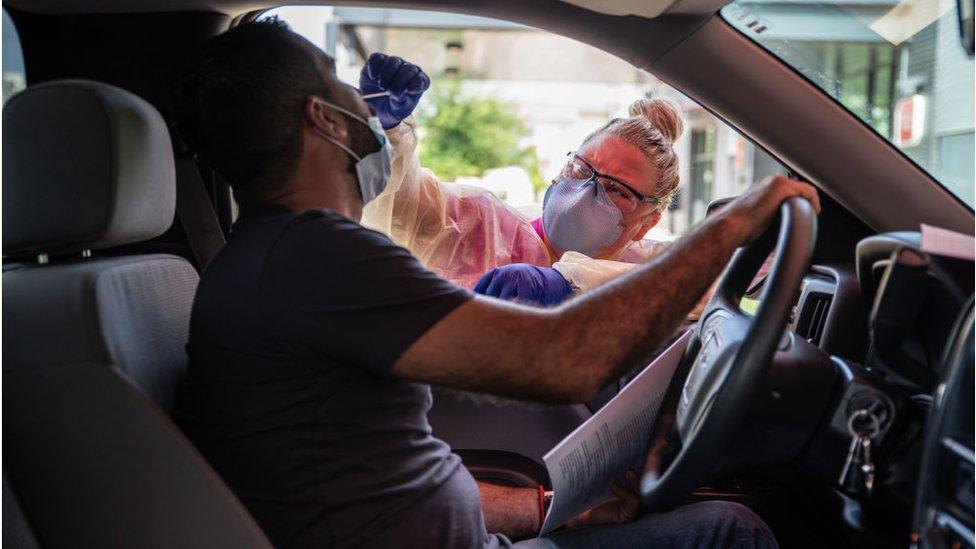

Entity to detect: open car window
[722,0,975,208]
[261,5,788,238]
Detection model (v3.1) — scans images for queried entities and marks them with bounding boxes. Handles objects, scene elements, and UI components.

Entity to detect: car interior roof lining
[3,0,728,21]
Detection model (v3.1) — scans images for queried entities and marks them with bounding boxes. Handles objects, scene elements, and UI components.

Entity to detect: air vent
[795,292,832,346]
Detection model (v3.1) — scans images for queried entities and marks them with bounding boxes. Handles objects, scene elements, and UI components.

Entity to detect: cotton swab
[361,91,391,100]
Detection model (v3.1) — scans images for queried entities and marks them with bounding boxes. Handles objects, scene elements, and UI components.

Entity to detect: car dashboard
[776,230,974,547]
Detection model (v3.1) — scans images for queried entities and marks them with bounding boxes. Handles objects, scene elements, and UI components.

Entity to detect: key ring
[847,409,881,439]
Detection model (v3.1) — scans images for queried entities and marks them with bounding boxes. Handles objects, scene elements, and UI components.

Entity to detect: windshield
[722,0,975,207]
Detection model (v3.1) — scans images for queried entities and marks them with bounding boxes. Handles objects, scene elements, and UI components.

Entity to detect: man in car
[174,19,817,548]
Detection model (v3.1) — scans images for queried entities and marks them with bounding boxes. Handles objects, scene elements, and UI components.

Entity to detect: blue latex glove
[360,53,431,130]
[474,264,573,307]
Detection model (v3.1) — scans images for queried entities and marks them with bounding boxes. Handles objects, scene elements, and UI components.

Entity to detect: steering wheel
[640,197,818,510]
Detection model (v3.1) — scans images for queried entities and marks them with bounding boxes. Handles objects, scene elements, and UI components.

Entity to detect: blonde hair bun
[628,98,684,144]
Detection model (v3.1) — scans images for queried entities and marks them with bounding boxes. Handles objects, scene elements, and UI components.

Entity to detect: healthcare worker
[361,53,683,306]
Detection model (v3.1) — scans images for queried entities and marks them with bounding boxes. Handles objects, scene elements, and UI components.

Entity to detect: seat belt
[174,157,226,270]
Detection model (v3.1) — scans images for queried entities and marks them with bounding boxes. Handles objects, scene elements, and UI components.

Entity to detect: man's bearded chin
[351,119,380,157]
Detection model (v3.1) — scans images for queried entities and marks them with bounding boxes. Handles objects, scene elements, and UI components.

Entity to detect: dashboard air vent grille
[795,292,832,346]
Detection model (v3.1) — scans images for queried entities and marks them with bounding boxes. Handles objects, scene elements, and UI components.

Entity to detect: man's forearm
[394,211,744,403]
[477,481,540,541]
[394,176,816,404]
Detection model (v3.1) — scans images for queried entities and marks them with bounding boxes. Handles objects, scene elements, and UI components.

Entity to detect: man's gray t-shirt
[175,204,511,548]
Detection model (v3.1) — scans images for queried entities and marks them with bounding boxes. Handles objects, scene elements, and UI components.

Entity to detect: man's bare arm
[392,176,819,403]
[392,210,739,402]
[477,482,539,541]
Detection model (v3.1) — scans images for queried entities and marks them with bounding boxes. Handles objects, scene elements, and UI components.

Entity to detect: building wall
[932,17,973,135]
[366,27,655,84]
[898,25,939,170]
[931,12,976,204]
[892,12,975,205]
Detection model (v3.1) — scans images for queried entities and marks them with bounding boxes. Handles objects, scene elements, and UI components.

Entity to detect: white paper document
[539,331,691,534]
[920,224,975,261]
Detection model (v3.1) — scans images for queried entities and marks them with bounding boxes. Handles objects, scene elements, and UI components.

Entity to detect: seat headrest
[3,80,176,257]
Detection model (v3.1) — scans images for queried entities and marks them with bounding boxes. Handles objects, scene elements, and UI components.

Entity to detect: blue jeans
[512,501,778,549]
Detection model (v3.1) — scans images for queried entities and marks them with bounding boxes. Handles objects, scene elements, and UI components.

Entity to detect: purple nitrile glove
[474,264,573,307]
[359,52,431,130]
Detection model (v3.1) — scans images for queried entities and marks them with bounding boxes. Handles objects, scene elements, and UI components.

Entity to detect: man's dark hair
[175,19,334,196]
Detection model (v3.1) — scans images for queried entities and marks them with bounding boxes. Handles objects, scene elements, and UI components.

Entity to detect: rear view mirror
[960,0,974,56]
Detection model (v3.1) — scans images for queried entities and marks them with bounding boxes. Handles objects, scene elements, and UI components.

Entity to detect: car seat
[2,79,270,548]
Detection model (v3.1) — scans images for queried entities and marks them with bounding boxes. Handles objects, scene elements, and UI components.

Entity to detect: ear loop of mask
[317,129,362,162]
[313,97,368,161]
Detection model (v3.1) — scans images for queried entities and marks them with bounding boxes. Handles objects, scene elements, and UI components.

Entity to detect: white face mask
[314,98,393,205]
[542,175,623,256]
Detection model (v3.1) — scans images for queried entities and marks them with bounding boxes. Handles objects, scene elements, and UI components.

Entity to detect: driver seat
[2,80,270,548]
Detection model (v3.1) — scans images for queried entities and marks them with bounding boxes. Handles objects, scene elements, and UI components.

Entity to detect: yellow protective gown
[361,118,671,292]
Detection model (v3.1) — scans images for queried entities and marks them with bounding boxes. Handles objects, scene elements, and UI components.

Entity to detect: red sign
[893,95,926,148]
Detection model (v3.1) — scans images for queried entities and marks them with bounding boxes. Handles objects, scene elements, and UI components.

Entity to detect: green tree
[415,80,545,191]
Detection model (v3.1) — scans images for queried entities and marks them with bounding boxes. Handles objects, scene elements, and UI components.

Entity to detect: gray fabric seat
[3,255,198,410]
[2,80,271,548]
[2,79,194,410]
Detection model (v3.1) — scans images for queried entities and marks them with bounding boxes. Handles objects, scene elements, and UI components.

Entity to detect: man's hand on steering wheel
[724,175,821,244]
[639,175,820,512]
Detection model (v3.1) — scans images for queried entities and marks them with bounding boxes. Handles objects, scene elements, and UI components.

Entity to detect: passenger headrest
[3,80,176,257]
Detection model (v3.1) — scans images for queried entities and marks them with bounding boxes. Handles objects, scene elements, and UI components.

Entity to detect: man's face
[334,79,382,157]
[307,44,380,158]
